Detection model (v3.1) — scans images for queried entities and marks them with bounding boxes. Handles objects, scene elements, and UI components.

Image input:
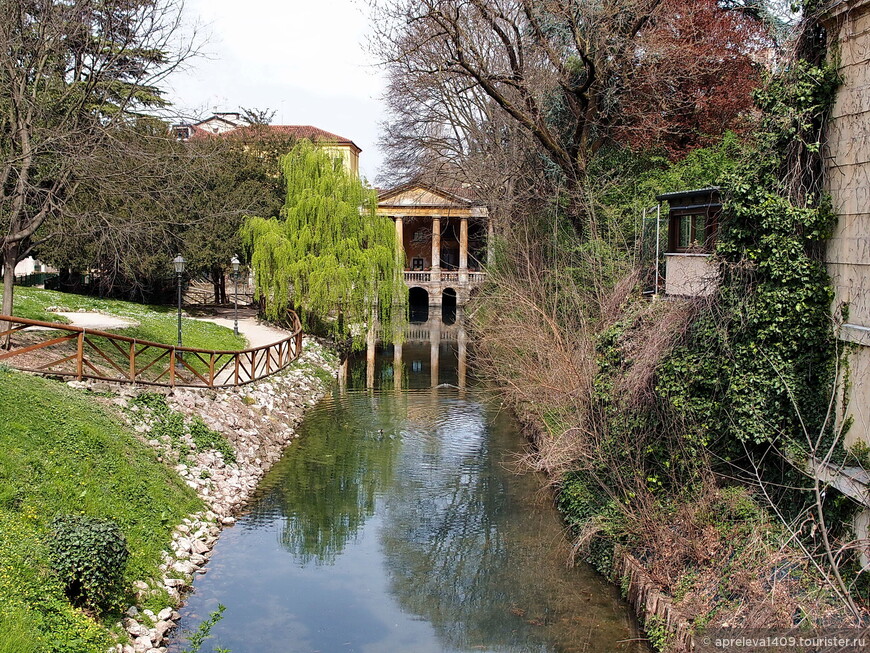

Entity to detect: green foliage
[557,472,625,576]
[47,515,129,610]
[189,417,237,465]
[242,139,406,346]
[658,58,840,450]
[0,368,201,650]
[644,615,674,652]
[179,604,228,653]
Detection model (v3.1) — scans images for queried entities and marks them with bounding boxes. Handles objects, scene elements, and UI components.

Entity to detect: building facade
[823,0,870,451]
[172,112,361,176]
[376,183,491,310]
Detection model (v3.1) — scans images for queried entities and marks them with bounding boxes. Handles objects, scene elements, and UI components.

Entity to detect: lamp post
[173,254,185,351]
[231,256,240,336]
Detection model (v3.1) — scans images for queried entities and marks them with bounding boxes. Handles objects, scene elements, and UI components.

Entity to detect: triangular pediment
[378,183,472,208]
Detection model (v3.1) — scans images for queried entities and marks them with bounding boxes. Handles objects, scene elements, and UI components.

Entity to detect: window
[659,187,721,255]
[669,211,715,253]
[412,258,424,271]
[677,214,707,250]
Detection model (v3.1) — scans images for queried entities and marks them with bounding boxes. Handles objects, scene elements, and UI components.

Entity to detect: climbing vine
[657,56,841,453]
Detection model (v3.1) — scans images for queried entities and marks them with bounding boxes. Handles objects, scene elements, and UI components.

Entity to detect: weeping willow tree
[242,140,406,347]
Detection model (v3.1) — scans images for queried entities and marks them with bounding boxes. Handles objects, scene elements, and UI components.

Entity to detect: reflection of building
[377,183,491,308]
[657,187,721,297]
[342,317,470,392]
[172,112,361,176]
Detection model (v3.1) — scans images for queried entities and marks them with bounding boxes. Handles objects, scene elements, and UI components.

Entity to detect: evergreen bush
[47,515,129,610]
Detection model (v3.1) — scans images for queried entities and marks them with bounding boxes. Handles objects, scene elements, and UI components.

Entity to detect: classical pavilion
[377,183,491,312]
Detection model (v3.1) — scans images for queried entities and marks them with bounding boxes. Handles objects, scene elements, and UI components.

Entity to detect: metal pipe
[654,204,662,296]
[176,271,183,351]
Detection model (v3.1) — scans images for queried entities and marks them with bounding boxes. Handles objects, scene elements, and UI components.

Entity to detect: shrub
[47,515,129,610]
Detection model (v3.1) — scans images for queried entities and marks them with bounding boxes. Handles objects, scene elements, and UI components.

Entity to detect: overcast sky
[165,0,388,182]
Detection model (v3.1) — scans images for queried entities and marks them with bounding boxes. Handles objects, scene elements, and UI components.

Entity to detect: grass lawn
[0,368,204,652]
[5,286,247,351]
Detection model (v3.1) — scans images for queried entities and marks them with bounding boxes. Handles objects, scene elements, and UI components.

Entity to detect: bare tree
[0,0,198,321]
[372,0,671,238]
[372,0,771,238]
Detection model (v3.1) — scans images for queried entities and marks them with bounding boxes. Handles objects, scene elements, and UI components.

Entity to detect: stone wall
[824,0,870,448]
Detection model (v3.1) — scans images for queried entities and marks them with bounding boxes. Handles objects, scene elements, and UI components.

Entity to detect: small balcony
[403,270,486,285]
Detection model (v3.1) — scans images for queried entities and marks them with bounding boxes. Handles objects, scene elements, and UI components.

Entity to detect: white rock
[172,560,196,575]
[157,607,173,621]
[154,620,173,637]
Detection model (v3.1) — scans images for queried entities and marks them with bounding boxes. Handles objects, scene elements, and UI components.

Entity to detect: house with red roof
[172,112,362,177]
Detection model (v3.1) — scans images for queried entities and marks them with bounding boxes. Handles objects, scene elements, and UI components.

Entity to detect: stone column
[338,357,348,389]
[459,216,469,284]
[394,216,405,270]
[431,216,441,282]
[393,342,403,392]
[486,218,494,266]
[430,321,441,388]
[366,326,376,390]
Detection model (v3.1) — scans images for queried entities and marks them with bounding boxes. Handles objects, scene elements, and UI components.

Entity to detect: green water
[171,335,646,652]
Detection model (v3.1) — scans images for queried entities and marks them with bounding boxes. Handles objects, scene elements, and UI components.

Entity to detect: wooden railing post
[209,353,215,387]
[76,331,84,380]
[129,342,135,381]
[234,354,240,385]
[169,349,176,387]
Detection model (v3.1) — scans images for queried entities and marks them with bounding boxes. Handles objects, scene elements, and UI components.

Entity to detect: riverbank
[469,295,861,652]
[0,292,337,652]
[89,337,339,652]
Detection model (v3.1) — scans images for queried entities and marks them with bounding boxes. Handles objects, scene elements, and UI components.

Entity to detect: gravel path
[192,316,293,349]
[53,311,139,330]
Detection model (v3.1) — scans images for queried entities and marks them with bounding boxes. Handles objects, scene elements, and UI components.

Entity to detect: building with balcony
[377,183,491,316]
[658,187,721,297]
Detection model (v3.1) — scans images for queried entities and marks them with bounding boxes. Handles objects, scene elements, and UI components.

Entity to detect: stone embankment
[69,337,338,653]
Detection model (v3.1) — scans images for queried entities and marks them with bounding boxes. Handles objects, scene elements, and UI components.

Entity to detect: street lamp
[173,254,185,351]
[231,256,240,336]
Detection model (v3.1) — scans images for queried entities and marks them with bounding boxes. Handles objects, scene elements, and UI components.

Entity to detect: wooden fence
[0,313,303,388]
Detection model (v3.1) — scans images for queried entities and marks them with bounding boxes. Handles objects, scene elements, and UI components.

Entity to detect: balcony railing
[403,270,486,285]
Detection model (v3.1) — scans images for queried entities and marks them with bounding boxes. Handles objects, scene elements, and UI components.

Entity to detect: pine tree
[242,140,406,346]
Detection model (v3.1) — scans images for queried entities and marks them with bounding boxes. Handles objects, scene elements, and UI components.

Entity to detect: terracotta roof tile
[187,123,361,152]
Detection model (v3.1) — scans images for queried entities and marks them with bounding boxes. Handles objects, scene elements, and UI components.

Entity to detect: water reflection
[340,317,471,391]
[244,394,402,565]
[171,317,646,653]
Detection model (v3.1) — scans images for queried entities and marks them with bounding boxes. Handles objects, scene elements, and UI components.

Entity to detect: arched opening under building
[442,288,457,325]
[408,287,429,323]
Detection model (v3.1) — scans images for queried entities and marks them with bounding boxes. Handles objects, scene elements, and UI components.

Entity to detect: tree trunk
[212,265,221,305]
[2,244,18,349]
[219,271,227,305]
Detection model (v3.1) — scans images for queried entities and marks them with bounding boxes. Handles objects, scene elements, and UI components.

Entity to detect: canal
[171,319,646,652]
